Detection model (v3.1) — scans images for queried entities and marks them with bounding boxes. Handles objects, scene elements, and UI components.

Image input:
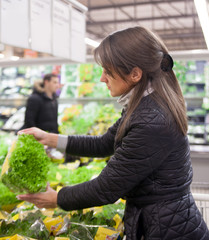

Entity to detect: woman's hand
[17,183,58,209]
[18,127,58,148]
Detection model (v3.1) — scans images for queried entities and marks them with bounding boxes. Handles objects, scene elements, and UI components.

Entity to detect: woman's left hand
[17,183,58,209]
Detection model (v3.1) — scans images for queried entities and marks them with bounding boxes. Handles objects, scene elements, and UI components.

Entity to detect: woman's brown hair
[94,26,188,141]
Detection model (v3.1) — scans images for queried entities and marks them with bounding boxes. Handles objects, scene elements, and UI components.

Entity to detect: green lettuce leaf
[1,134,50,194]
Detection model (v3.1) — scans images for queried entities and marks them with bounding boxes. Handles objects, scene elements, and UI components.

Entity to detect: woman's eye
[104,70,110,76]
[103,68,113,77]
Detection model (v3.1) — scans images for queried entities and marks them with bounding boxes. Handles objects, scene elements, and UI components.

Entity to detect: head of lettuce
[1,134,50,194]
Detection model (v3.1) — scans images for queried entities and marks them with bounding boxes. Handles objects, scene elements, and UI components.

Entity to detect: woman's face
[100,68,135,97]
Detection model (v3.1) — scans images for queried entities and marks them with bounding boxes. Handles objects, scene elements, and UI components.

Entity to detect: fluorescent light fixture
[194,0,209,49]
[0,53,4,59]
[10,56,20,61]
[85,37,100,48]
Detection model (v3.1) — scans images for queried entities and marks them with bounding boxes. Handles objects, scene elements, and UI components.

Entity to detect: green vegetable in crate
[0,141,9,166]
[0,210,49,238]
[1,134,50,194]
[0,180,21,210]
[79,64,93,81]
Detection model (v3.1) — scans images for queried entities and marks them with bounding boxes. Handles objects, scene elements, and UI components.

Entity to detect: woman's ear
[130,67,142,83]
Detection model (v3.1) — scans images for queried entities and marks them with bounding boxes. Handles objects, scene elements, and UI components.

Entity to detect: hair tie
[160,53,173,72]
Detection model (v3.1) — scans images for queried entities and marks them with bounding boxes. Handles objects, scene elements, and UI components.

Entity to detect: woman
[18,27,209,239]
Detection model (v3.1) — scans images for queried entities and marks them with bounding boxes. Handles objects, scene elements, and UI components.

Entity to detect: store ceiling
[78,0,207,52]
[1,0,207,63]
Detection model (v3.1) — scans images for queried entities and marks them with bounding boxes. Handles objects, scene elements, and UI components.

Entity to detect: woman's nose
[100,72,107,83]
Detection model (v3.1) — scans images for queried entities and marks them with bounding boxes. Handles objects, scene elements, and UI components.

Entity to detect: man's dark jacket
[58,94,209,239]
[22,81,58,133]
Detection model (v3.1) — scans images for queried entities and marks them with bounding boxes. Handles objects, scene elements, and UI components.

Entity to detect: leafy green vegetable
[0,210,50,238]
[47,161,106,186]
[54,210,116,238]
[1,134,50,193]
[0,142,8,166]
[0,134,12,166]
[96,202,125,219]
[59,102,121,136]
[0,180,20,209]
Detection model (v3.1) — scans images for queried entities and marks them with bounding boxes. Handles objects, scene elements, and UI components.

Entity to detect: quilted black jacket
[57,95,209,239]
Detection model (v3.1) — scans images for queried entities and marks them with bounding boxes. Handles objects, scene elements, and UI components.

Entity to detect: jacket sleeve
[24,95,41,128]
[65,116,122,157]
[57,115,175,211]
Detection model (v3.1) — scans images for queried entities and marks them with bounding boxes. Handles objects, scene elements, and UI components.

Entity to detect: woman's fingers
[18,127,47,143]
[17,185,58,209]
[46,182,51,191]
[17,193,40,201]
[18,127,37,135]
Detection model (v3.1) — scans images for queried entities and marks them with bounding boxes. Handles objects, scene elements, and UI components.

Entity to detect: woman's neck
[117,82,153,109]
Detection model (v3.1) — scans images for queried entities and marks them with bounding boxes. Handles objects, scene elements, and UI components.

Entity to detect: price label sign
[30,0,52,54]
[1,0,29,48]
[52,0,70,58]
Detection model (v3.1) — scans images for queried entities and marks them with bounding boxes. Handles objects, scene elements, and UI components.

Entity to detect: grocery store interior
[0,0,209,238]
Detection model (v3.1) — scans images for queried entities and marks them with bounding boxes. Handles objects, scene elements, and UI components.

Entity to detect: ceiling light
[0,53,4,59]
[194,0,209,49]
[10,56,20,61]
[85,37,100,48]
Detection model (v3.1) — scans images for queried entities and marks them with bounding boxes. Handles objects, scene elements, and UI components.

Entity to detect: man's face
[46,77,60,94]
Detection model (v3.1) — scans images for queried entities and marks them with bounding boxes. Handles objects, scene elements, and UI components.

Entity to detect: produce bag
[0,210,50,239]
[43,215,69,235]
[94,227,121,240]
[1,134,50,194]
[54,238,70,240]
[0,234,36,240]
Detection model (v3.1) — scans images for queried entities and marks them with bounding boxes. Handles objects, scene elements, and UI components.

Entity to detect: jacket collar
[33,80,57,100]
[117,83,153,109]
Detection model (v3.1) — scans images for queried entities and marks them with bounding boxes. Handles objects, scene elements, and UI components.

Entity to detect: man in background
[22,73,60,133]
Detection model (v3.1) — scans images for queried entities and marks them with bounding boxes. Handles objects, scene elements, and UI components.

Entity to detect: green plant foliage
[59,103,121,136]
[173,60,187,83]
[0,120,4,128]
[79,64,94,81]
[0,206,121,239]
[47,161,106,186]
[70,102,100,134]
[0,140,9,166]
[96,202,125,219]
[92,64,103,82]
[1,134,50,193]
[0,210,50,239]
[89,82,110,98]
[0,180,20,209]
[54,210,116,239]
[65,64,79,82]
[173,60,188,94]
[97,104,121,124]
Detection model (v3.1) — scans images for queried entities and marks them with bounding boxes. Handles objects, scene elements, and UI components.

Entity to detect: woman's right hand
[18,127,58,148]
